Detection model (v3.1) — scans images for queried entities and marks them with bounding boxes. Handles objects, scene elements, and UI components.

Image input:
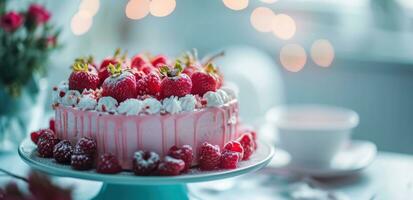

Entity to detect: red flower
[28,4,50,25]
[46,36,57,47]
[0,11,24,32]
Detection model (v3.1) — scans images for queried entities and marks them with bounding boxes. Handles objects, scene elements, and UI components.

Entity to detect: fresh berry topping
[199,142,221,171]
[71,153,94,170]
[96,153,122,174]
[220,151,240,169]
[101,64,137,102]
[151,55,168,68]
[99,49,127,85]
[131,54,149,70]
[237,133,255,160]
[132,151,160,176]
[223,141,244,161]
[129,68,145,82]
[181,49,201,77]
[182,65,199,77]
[74,137,97,157]
[167,145,193,172]
[53,140,73,164]
[49,118,55,132]
[159,63,192,98]
[157,156,185,176]
[30,129,53,144]
[37,132,60,158]
[190,63,220,96]
[100,59,119,70]
[68,62,100,92]
[136,73,161,97]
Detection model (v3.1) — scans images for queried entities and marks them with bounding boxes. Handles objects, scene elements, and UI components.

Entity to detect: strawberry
[159,63,192,98]
[151,55,168,68]
[68,62,100,92]
[181,49,200,77]
[131,54,150,70]
[99,49,128,85]
[190,64,218,96]
[102,63,137,102]
[128,68,145,82]
[136,72,161,97]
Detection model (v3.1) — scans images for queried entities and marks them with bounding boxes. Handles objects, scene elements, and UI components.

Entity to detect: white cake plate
[18,139,274,200]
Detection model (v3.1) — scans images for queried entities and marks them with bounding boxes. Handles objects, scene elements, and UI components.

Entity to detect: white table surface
[0,151,412,200]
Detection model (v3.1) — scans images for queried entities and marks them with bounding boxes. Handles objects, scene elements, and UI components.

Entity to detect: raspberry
[31,129,54,144]
[49,118,55,132]
[70,153,94,170]
[132,151,160,176]
[37,135,60,158]
[74,137,97,157]
[220,151,240,169]
[157,156,185,176]
[199,142,221,171]
[223,141,244,161]
[96,153,122,174]
[53,140,73,164]
[237,133,255,160]
[167,145,193,172]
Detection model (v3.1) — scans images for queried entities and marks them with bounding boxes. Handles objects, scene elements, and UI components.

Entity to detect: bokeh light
[311,39,335,67]
[223,0,249,11]
[280,44,307,72]
[126,0,150,20]
[149,0,176,17]
[250,7,275,32]
[71,10,93,36]
[260,0,278,3]
[79,0,100,16]
[272,14,296,40]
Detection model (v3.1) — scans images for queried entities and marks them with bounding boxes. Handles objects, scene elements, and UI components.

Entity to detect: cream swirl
[142,98,162,114]
[52,81,69,104]
[179,94,197,112]
[61,90,80,107]
[97,96,118,113]
[216,89,230,103]
[117,99,143,115]
[162,96,182,114]
[220,87,237,100]
[203,91,224,107]
[77,94,97,110]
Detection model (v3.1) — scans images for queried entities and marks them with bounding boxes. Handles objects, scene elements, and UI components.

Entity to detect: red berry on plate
[96,153,122,174]
[199,142,221,171]
[132,151,160,176]
[157,156,185,176]
[190,63,220,96]
[101,64,137,102]
[74,137,97,157]
[49,118,55,132]
[37,132,60,158]
[220,151,240,169]
[71,153,94,170]
[223,141,244,161]
[151,55,168,68]
[53,140,73,164]
[168,145,193,172]
[159,63,192,98]
[237,133,255,160]
[30,129,53,145]
[136,72,161,97]
[69,62,100,92]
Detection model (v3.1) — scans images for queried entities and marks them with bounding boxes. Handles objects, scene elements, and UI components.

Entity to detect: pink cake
[51,50,241,169]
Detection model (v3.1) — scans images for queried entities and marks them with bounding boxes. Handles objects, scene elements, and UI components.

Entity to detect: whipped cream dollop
[61,90,81,107]
[52,81,69,104]
[179,94,197,112]
[162,96,182,114]
[204,91,224,107]
[216,89,230,103]
[97,96,118,113]
[142,98,162,114]
[117,99,143,115]
[77,94,97,110]
[220,87,237,100]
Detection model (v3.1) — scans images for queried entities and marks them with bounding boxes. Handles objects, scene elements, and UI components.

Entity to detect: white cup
[266,105,359,167]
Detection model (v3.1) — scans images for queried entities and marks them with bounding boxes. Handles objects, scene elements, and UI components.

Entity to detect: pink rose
[0,11,24,32]
[27,4,51,25]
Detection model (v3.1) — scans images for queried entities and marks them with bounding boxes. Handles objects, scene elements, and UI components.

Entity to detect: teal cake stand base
[18,139,274,200]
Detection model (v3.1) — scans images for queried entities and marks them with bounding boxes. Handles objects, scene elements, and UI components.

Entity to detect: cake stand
[18,139,275,200]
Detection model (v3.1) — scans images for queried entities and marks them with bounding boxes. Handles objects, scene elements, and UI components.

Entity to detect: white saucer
[268,140,377,178]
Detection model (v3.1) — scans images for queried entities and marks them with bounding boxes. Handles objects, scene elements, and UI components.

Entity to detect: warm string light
[311,39,335,67]
[222,0,249,11]
[280,44,307,72]
[125,0,150,20]
[250,7,296,40]
[149,0,176,17]
[71,0,99,36]
[250,7,274,32]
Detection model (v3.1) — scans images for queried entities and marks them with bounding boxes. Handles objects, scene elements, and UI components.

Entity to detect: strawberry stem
[108,63,122,77]
[203,51,225,67]
[72,62,88,72]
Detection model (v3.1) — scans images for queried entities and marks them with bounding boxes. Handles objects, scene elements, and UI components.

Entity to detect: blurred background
[2,0,413,154]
